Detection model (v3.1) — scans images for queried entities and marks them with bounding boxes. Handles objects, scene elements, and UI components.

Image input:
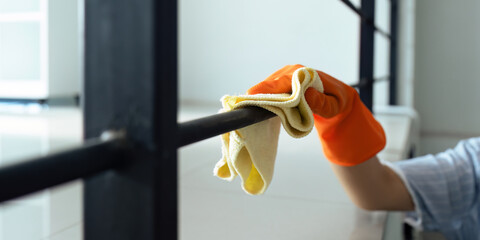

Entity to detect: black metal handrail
[350,76,390,89]
[0,75,393,203]
[178,74,392,148]
[178,107,276,147]
[0,107,275,203]
[0,136,127,202]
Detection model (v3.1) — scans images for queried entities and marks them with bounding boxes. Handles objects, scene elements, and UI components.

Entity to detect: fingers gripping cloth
[244,64,386,167]
[304,71,387,166]
[213,67,323,195]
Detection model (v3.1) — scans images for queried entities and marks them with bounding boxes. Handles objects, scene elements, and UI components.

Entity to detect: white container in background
[0,0,80,100]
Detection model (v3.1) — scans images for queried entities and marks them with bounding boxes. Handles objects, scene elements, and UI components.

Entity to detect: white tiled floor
[0,103,412,240]
[0,105,83,240]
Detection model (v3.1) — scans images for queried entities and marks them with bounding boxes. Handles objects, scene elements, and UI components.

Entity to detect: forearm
[330,156,414,211]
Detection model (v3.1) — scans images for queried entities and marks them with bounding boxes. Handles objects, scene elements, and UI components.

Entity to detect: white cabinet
[0,0,80,100]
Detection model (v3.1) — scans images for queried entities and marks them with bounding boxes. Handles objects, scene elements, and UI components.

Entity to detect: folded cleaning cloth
[213,67,324,195]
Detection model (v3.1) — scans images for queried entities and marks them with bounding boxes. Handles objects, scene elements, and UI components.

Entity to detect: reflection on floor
[0,105,82,240]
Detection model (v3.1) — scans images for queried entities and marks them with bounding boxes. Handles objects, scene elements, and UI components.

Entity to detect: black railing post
[83,0,177,239]
[358,0,375,111]
[389,0,399,105]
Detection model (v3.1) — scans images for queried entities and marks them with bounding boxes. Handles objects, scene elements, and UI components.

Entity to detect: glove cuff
[313,92,386,166]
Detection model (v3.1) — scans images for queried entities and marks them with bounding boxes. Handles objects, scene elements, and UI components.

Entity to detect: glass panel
[350,0,361,8]
[374,79,389,106]
[374,32,389,79]
[0,21,41,80]
[0,0,40,14]
[374,32,390,106]
[374,0,390,35]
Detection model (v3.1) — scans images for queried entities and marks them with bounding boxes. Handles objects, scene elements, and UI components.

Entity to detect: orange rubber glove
[247,64,386,166]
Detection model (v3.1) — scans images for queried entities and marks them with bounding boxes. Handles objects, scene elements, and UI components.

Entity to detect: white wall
[179,0,364,105]
[414,0,480,154]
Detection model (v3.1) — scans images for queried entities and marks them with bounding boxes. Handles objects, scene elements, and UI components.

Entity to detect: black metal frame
[358,0,376,110]
[340,0,398,110]
[83,0,178,239]
[0,0,399,239]
[389,0,399,105]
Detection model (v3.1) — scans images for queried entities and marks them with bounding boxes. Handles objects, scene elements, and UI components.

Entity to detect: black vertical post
[83,0,177,239]
[389,0,399,105]
[358,0,375,111]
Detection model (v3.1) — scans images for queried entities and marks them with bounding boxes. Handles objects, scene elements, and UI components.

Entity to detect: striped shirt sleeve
[385,137,480,239]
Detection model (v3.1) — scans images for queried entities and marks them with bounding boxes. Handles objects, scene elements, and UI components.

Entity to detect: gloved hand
[247,64,386,166]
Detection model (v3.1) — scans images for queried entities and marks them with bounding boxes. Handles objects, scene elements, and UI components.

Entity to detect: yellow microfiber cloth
[213,67,324,195]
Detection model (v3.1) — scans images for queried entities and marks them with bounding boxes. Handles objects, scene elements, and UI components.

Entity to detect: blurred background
[0,0,478,239]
